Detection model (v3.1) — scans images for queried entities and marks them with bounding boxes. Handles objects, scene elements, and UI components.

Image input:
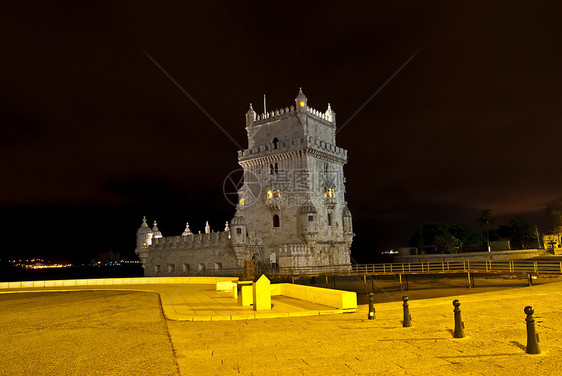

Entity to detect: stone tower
[236,88,353,269]
[136,216,153,266]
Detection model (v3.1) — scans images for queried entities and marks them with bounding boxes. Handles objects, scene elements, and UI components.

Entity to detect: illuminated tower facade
[235,88,353,268]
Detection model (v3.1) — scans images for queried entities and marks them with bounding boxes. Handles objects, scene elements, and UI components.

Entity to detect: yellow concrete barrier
[0,276,240,290]
[240,285,253,306]
[253,275,271,311]
[278,284,357,310]
[216,281,237,292]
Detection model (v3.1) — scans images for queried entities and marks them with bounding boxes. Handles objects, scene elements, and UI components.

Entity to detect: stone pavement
[2,280,562,375]
[0,283,346,321]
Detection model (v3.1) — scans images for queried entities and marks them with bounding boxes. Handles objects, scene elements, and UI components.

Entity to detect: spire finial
[182,222,192,236]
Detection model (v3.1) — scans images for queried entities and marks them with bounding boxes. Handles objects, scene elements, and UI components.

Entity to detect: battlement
[151,231,231,248]
[238,136,347,162]
[249,105,335,127]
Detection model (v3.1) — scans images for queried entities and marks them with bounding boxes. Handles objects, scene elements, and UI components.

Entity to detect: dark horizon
[1,2,561,264]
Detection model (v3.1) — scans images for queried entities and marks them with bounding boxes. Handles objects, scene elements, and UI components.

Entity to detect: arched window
[272,137,279,149]
[270,164,274,175]
[328,213,333,226]
[273,214,280,228]
[274,163,279,174]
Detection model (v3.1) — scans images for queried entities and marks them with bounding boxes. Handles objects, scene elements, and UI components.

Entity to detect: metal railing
[265,260,562,277]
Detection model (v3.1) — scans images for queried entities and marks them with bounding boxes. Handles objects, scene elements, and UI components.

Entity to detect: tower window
[274,163,279,174]
[272,137,279,149]
[328,213,333,226]
[183,263,190,273]
[308,215,314,222]
[168,264,175,273]
[270,164,274,175]
[154,265,160,274]
[273,214,280,228]
[267,189,280,199]
[236,228,242,234]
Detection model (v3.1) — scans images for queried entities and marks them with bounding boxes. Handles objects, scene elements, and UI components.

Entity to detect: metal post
[453,300,465,338]
[524,306,541,354]
[368,293,375,320]
[402,296,412,327]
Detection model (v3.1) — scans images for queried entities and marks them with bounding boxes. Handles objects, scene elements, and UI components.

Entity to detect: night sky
[1,1,561,263]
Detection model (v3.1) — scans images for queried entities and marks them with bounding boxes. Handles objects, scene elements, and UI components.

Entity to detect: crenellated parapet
[151,231,231,248]
[238,136,347,164]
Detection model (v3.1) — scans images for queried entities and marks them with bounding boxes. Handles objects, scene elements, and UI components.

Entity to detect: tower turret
[230,208,247,245]
[295,87,308,124]
[245,103,256,127]
[136,216,153,267]
[152,221,163,239]
[299,200,318,244]
[342,205,354,249]
[182,222,192,236]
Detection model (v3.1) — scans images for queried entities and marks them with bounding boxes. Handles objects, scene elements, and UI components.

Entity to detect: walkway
[0,283,346,321]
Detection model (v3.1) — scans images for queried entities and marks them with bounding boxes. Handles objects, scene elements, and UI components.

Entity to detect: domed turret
[230,207,247,245]
[342,205,354,248]
[245,103,256,126]
[299,200,318,243]
[295,88,308,125]
[136,216,154,254]
[152,221,163,239]
[182,222,192,236]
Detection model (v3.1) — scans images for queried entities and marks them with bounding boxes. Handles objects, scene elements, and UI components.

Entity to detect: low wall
[0,276,238,290]
[393,249,549,263]
[277,283,357,310]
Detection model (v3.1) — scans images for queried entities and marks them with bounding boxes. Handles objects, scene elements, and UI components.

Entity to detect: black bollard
[368,293,375,320]
[524,306,541,354]
[453,299,465,338]
[402,296,412,327]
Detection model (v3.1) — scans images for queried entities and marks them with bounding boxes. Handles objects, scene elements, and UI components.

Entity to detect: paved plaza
[1,279,561,375]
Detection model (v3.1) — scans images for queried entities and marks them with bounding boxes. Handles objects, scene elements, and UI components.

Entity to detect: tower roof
[152,221,163,238]
[300,200,318,214]
[182,222,192,236]
[136,216,153,235]
[230,207,246,226]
